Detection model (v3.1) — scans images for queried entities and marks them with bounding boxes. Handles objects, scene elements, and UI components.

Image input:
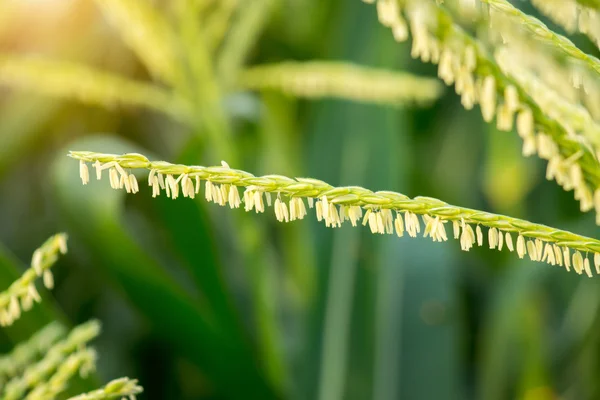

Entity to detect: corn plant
[1,0,599,398]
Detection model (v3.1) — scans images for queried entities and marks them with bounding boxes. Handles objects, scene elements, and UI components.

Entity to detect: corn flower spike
[481,0,600,78]
[481,2,600,135]
[1,320,101,400]
[23,348,97,400]
[493,48,600,153]
[0,233,68,327]
[363,0,600,223]
[71,151,600,277]
[67,377,144,400]
[0,322,67,386]
[530,0,600,48]
[238,61,444,106]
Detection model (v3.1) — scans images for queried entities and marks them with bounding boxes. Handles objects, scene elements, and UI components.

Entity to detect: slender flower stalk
[481,0,600,124]
[1,320,101,400]
[67,377,143,400]
[24,348,97,400]
[481,0,600,78]
[364,0,600,222]
[494,48,600,151]
[0,233,68,327]
[71,151,600,277]
[530,0,600,48]
[487,28,600,127]
[238,61,444,105]
[0,322,67,385]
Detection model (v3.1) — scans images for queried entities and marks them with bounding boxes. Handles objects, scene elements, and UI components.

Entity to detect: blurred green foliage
[1,0,600,399]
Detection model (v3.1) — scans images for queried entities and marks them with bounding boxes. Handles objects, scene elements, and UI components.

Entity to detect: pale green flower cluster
[530,0,600,48]
[364,0,600,224]
[480,0,600,154]
[1,320,101,400]
[0,240,144,399]
[0,314,143,399]
[239,61,444,106]
[68,377,143,400]
[0,322,67,387]
[482,0,600,77]
[71,151,600,278]
[24,348,97,400]
[0,233,67,326]
[489,28,600,127]
[494,48,600,151]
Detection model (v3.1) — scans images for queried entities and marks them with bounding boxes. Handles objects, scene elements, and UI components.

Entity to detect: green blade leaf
[127,184,242,335]
[0,56,190,121]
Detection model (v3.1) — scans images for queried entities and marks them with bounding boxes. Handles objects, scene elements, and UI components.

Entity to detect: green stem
[217,0,277,89]
[317,136,367,400]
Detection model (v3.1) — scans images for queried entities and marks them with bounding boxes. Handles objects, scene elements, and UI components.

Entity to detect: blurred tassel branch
[482,0,600,75]
[366,0,600,223]
[532,0,600,48]
[530,0,600,48]
[67,378,143,400]
[71,151,600,277]
[482,0,600,126]
[2,320,101,400]
[238,61,444,105]
[481,7,600,135]
[493,48,600,152]
[0,322,67,387]
[0,56,191,121]
[0,233,67,327]
[24,348,98,400]
[0,238,143,397]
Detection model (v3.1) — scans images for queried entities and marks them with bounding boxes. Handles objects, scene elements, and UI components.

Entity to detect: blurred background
[1,0,600,399]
